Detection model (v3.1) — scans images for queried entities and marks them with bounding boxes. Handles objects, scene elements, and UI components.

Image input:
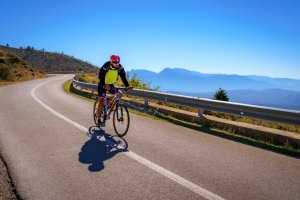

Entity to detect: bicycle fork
[116,104,124,123]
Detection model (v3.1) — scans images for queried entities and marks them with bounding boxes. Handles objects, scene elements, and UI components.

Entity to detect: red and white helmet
[110,55,120,63]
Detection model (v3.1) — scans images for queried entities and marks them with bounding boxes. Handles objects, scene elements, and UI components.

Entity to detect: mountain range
[128,68,300,110]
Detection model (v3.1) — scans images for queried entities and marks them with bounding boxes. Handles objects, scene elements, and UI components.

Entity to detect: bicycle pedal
[99,122,105,126]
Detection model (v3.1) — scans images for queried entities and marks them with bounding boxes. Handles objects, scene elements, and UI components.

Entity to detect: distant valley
[129,68,300,110]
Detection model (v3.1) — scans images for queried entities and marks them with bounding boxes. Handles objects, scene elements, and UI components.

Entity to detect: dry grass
[0,49,46,86]
[75,73,98,83]
[151,99,300,134]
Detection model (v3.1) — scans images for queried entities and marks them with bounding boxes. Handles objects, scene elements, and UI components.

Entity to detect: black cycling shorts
[98,84,116,98]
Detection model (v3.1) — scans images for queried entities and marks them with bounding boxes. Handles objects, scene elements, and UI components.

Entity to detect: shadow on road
[78,126,128,172]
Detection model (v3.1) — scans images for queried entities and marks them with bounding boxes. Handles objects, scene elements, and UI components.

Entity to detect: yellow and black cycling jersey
[98,61,129,90]
[104,65,119,84]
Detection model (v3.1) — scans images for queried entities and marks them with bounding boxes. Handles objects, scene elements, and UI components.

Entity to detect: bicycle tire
[113,104,130,137]
[93,98,105,127]
[93,98,99,126]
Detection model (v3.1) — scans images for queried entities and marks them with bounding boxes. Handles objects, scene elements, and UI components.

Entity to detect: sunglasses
[112,61,119,64]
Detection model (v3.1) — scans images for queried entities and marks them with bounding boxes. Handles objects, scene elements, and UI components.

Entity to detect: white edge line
[30,76,225,200]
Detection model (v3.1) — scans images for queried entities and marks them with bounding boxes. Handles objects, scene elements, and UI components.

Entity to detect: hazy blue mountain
[128,68,300,110]
[169,89,300,111]
[128,68,300,92]
[246,75,300,91]
[129,69,157,83]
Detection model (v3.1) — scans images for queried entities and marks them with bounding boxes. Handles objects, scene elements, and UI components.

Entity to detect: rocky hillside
[0,49,46,86]
[0,45,98,74]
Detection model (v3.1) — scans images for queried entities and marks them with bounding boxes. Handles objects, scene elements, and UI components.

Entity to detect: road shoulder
[0,155,17,199]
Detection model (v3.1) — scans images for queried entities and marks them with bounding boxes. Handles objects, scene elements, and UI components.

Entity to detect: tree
[213,88,229,101]
[126,72,159,91]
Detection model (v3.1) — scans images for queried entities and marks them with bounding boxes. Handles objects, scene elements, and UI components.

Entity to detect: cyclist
[96,55,131,126]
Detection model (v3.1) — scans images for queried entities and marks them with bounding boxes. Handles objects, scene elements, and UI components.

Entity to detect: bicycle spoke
[113,104,130,137]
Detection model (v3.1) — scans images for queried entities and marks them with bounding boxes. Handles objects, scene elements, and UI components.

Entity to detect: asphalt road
[0,75,299,200]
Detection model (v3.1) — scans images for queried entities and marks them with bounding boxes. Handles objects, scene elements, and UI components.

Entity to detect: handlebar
[116,86,133,91]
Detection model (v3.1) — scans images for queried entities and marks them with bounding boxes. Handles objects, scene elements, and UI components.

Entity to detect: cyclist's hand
[125,86,133,91]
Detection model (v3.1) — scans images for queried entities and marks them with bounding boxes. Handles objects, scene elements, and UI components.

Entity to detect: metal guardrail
[72,78,300,125]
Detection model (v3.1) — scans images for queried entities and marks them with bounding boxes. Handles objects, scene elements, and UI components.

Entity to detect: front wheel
[113,104,130,137]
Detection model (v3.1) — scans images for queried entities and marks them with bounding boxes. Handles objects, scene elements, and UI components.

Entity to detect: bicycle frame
[102,88,122,121]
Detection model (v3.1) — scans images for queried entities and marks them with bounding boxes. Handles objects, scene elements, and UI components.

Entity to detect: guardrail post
[197,108,205,117]
[198,108,209,125]
[144,99,149,107]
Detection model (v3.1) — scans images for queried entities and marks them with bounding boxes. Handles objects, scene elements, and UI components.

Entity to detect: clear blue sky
[1,0,299,79]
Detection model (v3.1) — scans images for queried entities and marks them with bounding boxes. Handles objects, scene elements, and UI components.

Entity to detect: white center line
[31,76,225,200]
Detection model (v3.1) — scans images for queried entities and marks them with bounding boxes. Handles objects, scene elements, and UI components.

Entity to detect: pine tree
[213,88,229,101]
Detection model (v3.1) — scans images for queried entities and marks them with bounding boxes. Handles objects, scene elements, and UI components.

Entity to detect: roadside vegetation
[0,49,46,86]
[75,73,98,84]
[66,73,300,156]
[151,87,300,134]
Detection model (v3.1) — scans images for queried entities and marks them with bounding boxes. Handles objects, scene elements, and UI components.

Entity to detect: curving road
[0,75,299,200]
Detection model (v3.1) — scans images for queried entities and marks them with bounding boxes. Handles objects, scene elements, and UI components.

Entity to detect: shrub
[0,66,11,80]
[127,73,159,91]
[20,61,27,66]
[8,56,21,64]
[0,58,5,64]
[78,76,86,82]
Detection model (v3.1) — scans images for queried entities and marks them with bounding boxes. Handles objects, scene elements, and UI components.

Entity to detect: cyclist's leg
[108,84,117,95]
[97,89,106,119]
[108,85,117,104]
[109,84,123,99]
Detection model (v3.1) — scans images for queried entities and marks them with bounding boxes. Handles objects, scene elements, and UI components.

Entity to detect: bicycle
[93,87,132,137]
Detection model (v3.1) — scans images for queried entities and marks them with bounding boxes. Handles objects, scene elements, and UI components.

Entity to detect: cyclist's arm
[119,66,129,87]
[98,62,110,88]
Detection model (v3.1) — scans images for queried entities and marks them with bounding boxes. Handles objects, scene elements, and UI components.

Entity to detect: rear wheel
[113,104,130,137]
[93,98,98,125]
[93,98,105,127]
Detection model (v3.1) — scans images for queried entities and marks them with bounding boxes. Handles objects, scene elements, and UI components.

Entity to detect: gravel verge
[0,155,18,199]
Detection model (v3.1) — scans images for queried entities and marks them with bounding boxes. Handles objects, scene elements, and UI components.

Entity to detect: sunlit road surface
[0,75,299,200]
